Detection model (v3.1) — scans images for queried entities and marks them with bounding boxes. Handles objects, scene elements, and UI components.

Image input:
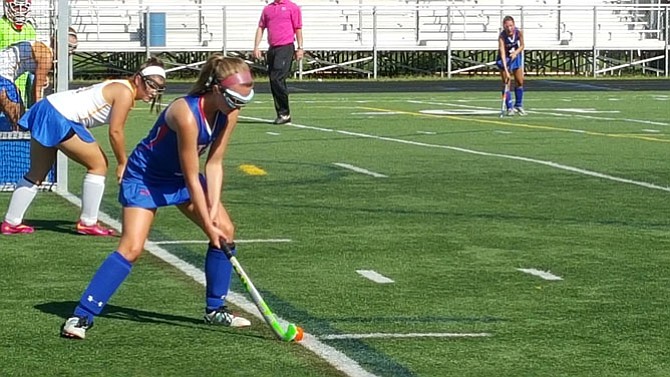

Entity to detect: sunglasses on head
[223,88,254,109]
[141,75,166,93]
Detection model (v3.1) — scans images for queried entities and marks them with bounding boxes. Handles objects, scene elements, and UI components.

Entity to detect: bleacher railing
[70,3,669,54]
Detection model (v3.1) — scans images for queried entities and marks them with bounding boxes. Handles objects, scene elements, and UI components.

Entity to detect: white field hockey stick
[220,242,303,342]
[500,76,510,118]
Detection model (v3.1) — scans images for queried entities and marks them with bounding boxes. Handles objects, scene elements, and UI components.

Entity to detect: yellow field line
[358,106,670,143]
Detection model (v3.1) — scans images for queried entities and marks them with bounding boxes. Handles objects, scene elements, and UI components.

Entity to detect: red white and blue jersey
[123,95,229,186]
[496,28,523,71]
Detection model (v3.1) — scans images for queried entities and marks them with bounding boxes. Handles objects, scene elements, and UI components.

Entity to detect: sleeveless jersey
[499,28,521,57]
[124,95,229,185]
[0,40,38,81]
[46,80,134,129]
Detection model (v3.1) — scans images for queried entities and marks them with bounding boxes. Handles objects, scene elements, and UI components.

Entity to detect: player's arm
[167,100,224,245]
[204,109,239,220]
[516,30,525,55]
[103,82,135,182]
[31,42,54,103]
[498,36,510,78]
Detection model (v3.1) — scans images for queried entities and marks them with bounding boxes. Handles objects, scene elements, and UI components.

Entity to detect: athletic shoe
[514,107,527,116]
[273,114,291,125]
[506,108,515,117]
[1,221,34,235]
[204,306,251,327]
[76,221,115,236]
[61,316,93,340]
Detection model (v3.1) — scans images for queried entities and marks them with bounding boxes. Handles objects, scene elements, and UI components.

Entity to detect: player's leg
[2,139,58,234]
[513,63,526,115]
[498,68,513,114]
[177,200,250,327]
[58,135,113,235]
[61,206,156,339]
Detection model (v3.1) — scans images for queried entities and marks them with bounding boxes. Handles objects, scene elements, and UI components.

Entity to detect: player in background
[0,28,78,130]
[1,58,166,236]
[496,15,526,116]
[61,54,253,340]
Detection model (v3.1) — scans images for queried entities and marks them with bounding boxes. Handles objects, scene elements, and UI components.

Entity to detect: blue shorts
[496,55,524,72]
[18,99,95,147]
[0,76,22,104]
[119,175,207,209]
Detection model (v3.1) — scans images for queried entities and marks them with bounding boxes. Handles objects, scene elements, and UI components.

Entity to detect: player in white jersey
[1,57,167,236]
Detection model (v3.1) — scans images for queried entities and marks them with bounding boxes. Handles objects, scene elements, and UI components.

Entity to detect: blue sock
[505,91,513,110]
[205,245,235,312]
[73,251,132,323]
[514,86,524,108]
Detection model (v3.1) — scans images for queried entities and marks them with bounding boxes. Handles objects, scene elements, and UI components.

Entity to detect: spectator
[253,0,303,125]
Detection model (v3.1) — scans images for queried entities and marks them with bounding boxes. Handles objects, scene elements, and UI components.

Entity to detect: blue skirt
[119,180,192,209]
[19,99,95,147]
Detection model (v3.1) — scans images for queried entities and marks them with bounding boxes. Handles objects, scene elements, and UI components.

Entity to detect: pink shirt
[258,0,302,47]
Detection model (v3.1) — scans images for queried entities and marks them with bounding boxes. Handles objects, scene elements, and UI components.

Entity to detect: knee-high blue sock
[505,91,513,110]
[205,245,235,312]
[73,251,132,322]
[514,86,524,107]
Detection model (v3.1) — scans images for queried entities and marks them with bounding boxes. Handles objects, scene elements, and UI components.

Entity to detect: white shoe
[61,316,92,340]
[514,107,527,116]
[204,306,251,327]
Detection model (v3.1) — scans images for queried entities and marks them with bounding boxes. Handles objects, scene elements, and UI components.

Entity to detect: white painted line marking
[240,116,670,193]
[417,131,437,135]
[333,163,388,178]
[517,268,563,281]
[321,332,492,340]
[642,129,661,133]
[356,270,394,284]
[266,132,281,136]
[351,112,401,115]
[58,193,376,377]
[494,130,512,134]
[153,239,292,245]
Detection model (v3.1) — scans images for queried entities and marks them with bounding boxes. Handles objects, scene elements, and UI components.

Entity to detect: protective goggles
[141,75,166,93]
[223,88,254,109]
[139,66,167,93]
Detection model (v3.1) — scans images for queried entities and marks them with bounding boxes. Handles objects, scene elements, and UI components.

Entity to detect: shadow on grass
[34,301,265,339]
[23,219,120,238]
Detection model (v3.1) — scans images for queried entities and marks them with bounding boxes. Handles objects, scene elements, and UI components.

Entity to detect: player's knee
[117,245,143,263]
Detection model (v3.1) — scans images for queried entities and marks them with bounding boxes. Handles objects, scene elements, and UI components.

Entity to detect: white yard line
[356,270,395,284]
[57,193,377,377]
[333,163,388,178]
[321,332,492,340]
[266,132,281,136]
[242,116,670,193]
[517,268,563,281]
[153,239,292,245]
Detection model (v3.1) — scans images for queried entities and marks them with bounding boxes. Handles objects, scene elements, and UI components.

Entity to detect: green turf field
[1,85,670,376]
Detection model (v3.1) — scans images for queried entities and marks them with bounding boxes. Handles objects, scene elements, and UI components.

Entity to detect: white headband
[140,66,166,78]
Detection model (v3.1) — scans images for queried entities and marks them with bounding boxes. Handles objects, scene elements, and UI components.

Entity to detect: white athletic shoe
[204,306,251,327]
[514,107,527,116]
[506,108,515,117]
[61,316,92,340]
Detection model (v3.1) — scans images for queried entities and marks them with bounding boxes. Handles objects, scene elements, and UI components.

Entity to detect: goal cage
[0,0,70,192]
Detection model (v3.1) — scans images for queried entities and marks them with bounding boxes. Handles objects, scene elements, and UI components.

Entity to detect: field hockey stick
[500,76,510,118]
[220,242,303,342]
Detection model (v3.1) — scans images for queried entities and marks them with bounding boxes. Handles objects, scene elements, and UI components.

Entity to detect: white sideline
[57,192,378,377]
[321,333,492,340]
[243,116,670,193]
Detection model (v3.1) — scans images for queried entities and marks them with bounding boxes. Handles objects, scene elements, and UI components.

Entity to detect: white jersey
[0,40,38,81]
[47,80,135,129]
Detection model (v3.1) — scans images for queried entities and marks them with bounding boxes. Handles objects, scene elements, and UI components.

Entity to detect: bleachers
[64,0,667,53]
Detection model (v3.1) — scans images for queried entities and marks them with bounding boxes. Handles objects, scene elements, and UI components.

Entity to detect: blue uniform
[120,95,229,208]
[496,28,523,71]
